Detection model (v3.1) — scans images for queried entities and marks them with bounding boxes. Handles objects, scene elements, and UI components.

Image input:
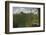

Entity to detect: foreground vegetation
[13,12,40,28]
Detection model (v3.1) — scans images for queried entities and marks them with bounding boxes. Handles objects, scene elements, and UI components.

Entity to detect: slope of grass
[13,12,39,28]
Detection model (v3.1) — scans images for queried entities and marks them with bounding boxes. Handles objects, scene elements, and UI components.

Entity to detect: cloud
[13,7,38,14]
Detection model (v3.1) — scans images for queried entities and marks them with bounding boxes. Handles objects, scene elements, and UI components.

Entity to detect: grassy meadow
[13,12,40,28]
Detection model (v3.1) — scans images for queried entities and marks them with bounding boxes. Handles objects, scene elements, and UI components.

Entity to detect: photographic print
[5,1,45,34]
[13,7,40,28]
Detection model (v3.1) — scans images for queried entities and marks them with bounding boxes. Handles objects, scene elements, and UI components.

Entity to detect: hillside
[13,12,40,28]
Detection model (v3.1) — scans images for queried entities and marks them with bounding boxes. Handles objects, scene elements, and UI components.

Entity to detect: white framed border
[9,3,44,32]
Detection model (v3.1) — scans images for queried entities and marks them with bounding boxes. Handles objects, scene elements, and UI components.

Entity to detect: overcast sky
[13,7,39,14]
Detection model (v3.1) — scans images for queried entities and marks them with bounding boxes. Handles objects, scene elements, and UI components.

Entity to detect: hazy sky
[13,7,39,14]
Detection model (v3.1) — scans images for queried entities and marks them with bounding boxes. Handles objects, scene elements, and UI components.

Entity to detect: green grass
[13,12,39,28]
